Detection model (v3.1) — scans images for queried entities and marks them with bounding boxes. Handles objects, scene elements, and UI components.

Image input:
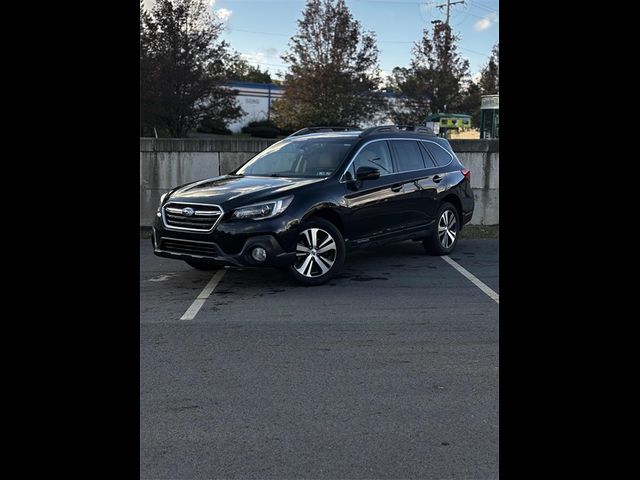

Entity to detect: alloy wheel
[294,227,337,278]
[438,210,458,249]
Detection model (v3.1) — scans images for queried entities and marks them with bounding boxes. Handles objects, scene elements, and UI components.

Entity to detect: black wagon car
[153,125,474,285]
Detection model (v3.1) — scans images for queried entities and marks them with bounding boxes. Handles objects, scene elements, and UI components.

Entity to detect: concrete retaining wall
[449,140,499,225]
[140,137,499,227]
[140,138,278,227]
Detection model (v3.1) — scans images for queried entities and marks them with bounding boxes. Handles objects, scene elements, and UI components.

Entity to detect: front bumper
[152,213,299,268]
[153,233,296,267]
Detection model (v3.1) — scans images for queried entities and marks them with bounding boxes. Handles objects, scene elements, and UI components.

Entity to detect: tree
[140,1,155,136]
[227,55,273,83]
[272,0,382,130]
[456,79,481,126]
[389,22,470,124]
[140,0,243,137]
[479,42,499,95]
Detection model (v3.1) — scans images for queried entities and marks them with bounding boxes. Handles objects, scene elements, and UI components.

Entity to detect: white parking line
[441,255,499,304]
[180,267,228,320]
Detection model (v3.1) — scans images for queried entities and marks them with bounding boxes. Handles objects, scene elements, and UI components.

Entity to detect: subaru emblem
[182,207,195,217]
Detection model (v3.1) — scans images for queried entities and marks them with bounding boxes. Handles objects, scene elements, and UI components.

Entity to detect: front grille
[163,202,223,231]
[160,238,219,258]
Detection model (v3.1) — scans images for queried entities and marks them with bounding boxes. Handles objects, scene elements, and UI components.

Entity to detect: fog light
[251,247,267,262]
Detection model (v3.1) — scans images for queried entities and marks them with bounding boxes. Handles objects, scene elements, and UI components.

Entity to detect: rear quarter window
[420,142,454,167]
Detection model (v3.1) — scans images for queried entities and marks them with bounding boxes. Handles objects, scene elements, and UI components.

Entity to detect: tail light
[461,168,471,181]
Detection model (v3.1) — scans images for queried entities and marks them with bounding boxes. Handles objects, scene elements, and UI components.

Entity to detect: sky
[143,0,499,82]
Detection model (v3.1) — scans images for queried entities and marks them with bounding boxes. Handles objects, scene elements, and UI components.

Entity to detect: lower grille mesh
[160,238,219,257]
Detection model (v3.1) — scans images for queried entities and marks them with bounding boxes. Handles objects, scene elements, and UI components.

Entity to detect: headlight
[158,192,168,209]
[232,196,294,220]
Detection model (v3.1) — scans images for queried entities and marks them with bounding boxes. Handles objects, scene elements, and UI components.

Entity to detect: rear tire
[184,259,218,271]
[423,202,460,255]
[288,218,345,286]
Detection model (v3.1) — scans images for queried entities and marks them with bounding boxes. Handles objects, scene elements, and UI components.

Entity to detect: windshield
[236,138,355,178]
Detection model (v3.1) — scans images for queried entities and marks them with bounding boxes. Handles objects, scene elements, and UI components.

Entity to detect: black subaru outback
[153,125,474,285]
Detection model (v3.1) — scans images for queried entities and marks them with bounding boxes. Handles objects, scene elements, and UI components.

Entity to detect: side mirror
[355,166,380,181]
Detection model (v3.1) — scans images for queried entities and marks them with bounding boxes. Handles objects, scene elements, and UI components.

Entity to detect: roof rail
[359,125,399,136]
[359,125,435,137]
[288,126,361,137]
[398,125,435,135]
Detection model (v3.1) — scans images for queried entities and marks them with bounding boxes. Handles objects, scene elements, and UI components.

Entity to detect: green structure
[480,95,499,139]
[425,113,472,138]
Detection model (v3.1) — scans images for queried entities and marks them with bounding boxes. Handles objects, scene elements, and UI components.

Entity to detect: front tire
[288,218,345,286]
[423,202,460,255]
[184,259,218,271]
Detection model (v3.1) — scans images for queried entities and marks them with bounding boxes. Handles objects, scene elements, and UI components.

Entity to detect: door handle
[390,184,403,192]
[433,175,443,183]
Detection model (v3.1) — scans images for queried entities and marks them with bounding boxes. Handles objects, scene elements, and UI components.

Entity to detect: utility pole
[434,0,465,26]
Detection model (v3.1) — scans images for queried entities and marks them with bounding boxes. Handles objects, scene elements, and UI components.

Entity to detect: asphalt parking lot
[140,237,499,480]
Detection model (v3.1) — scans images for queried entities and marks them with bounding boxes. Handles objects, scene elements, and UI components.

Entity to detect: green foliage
[140,0,243,137]
[242,126,280,138]
[248,120,275,128]
[197,117,233,135]
[241,120,290,138]
[455,80,482,127]
[479,43,499,95]
[272,0,382,131]
[227,55,273,83]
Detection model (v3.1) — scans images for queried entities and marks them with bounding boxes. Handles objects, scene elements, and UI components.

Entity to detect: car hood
[167,175,324,207]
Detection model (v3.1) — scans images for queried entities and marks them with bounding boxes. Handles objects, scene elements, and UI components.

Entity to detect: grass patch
[460,224,499,239]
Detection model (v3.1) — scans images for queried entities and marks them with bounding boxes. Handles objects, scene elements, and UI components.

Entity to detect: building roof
[227,81,284,90]
[425,113,472,121]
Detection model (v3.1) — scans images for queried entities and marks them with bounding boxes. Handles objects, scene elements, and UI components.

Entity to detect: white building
[225,82,400,132]
[226,81,284,133]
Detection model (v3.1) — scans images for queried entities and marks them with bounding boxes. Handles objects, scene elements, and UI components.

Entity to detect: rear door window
[344,141,395,180]
[390,140,427,173]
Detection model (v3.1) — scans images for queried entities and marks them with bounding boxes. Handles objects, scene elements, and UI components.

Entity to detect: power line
[376,37,489,55]
[227,26,492,57]
[223,3,496,28]
[221,0,497,8]
[435,0,465,26]
[463,9,497,21]
[222,0,432,3]
[459,46,491,57]
[471,0,498,13]
[355,0,498,23]
[472,4,498,14]
[354,0,433,4]
[226,27,289,37]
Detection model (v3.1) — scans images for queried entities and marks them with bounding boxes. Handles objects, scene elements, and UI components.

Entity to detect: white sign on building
[226,82,285,133]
